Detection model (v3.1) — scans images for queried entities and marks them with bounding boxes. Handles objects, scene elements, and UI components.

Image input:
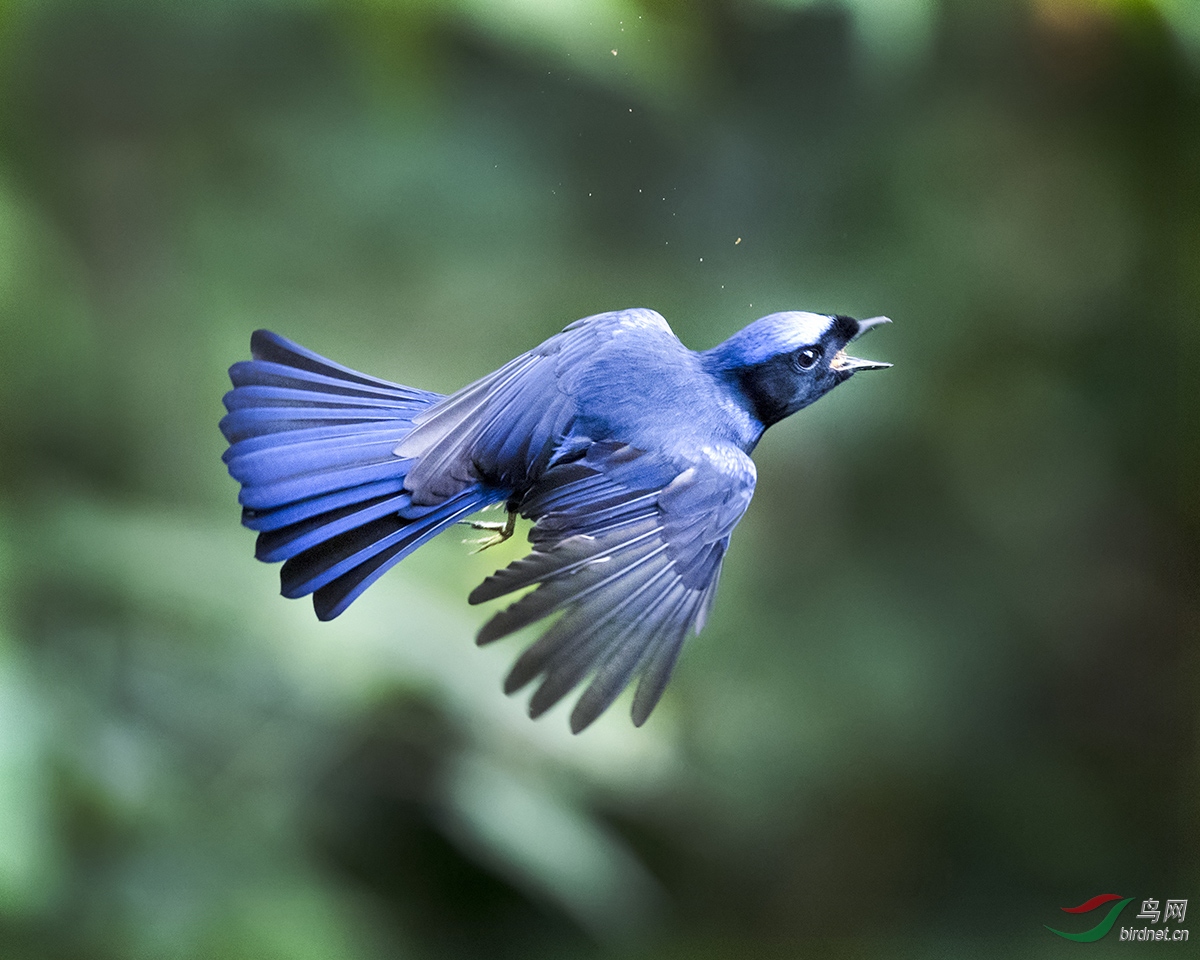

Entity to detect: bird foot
[459,510,517,553]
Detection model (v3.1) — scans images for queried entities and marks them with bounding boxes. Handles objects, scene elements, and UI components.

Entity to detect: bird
[220,309,891,732]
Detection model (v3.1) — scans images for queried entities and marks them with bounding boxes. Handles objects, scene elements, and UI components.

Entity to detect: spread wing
[469,440,756,733]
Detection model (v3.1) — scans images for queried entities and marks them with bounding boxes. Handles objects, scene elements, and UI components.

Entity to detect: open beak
[831,315,892,372]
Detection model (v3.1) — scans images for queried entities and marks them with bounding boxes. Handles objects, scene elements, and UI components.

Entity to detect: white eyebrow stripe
[704,311,841,367]
[768,312,837,351]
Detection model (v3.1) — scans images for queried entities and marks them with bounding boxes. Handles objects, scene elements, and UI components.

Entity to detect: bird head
[706,312,892,429]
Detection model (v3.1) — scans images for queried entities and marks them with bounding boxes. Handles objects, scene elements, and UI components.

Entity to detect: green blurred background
[0,0,1197,957]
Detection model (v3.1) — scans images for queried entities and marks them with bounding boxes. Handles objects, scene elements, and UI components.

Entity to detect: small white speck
[699,257,703,262]
[611,49,618,56]
[735,237,742,245]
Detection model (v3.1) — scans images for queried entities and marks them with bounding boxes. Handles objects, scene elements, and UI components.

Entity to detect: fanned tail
[220,330,503,619]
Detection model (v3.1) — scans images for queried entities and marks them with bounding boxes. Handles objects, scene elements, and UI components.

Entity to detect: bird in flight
[220,309,890,732]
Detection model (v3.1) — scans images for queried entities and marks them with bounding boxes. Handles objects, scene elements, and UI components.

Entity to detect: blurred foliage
[0,0,1197,957]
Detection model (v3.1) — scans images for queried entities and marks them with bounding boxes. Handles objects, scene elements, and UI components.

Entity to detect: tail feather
[255,489,415,563]
[310,487,497,621]
[228,358,432,402]
[247,329,438,395]
[227,434,409,487]
[280,486,495,605]
[222,421,406,462]
[241,478,408,532]
[237,460,412,511]
[223,384,423,412]
[220,406,408,443]
[222,329,501,619]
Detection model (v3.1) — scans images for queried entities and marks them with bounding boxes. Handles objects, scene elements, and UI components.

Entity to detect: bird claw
[459,510,516,553]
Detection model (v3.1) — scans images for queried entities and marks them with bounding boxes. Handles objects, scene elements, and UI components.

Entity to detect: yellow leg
[459,509,517,553]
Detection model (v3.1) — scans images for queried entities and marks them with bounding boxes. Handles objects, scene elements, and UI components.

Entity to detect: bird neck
[698,350,772,452]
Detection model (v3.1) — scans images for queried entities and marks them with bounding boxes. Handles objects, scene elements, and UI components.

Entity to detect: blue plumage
[221,309,890,731]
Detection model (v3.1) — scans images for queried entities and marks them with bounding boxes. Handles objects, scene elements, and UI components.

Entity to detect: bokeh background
[1,0,1197,957]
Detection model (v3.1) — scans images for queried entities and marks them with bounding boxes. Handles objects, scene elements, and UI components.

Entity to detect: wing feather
[592,581,693,730]
[471,441,755,731]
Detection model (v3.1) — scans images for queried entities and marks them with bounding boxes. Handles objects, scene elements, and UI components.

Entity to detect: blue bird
[220,309,890,732]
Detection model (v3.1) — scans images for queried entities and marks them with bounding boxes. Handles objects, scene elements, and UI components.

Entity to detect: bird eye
[795,346,822,370]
